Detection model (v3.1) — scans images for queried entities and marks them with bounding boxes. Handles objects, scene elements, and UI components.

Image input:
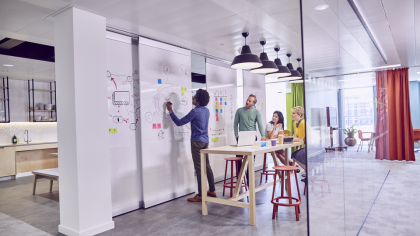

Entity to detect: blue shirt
[170,106,209,143]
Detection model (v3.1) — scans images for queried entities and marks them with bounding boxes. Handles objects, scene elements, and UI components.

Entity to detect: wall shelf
[1,77,10,123]
[28,79,57,123]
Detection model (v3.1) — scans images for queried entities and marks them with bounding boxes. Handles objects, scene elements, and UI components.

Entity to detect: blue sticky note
[158,79,162,84]
[220,109,223,113]
[220,98,222,101]
[224,102,227,105]
[216,109,218,113]
[253,105,256,108]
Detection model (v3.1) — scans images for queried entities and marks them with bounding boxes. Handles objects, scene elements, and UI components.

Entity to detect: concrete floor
[0,148,419,236]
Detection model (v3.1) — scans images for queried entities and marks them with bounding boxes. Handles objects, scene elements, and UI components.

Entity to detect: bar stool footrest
[271,196,302,207]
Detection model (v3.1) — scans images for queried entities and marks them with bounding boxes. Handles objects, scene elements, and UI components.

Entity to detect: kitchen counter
[0,142,57,148]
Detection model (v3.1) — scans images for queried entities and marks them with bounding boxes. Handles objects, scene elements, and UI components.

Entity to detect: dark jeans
[191,141,215,196]
[236,137,257,186]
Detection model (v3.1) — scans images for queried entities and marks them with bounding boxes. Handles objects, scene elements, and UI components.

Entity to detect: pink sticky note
[220,102,222,105]
[153,124,157,129]
[215,97,218,101]
[157,123,161,129]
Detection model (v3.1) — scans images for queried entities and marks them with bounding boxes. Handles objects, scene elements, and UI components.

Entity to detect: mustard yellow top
[293,119,305,141]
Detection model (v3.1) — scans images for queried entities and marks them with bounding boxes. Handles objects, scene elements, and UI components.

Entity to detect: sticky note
[158,79,162,84]
[220,109,223,113]
[220,98,222,101]
[225,102,227,105]
[153,124,157,129]
[261,102,264,108]
[157,123,161,129]
[181,92,184,96]
[216,109,218,113]
[220,102,222,105]
[109,128,117,134]
[215,97,218,101]
[224,98,227,101]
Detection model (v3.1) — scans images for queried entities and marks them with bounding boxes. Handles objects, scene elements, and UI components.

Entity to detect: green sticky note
[184,87,187,92]
[216,137,219,142]
[181,92,185,96]
[261,102,263,108]
[224,97,227,101]
[215,104,218,108]
[109,128,117,134]
[220,105,223,109]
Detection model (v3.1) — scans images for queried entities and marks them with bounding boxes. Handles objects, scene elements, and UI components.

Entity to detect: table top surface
[201,142,304,155]
[32,168,59,176]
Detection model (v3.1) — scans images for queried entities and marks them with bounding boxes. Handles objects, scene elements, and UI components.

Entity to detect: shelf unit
[0,77,10,123]
[28,79,57,122]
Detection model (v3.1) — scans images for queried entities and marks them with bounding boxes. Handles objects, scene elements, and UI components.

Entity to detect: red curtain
[387,68,415,161]
[375,71,389,160]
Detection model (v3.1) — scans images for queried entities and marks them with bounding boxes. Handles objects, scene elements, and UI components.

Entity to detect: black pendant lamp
[296,58,303,74]
[250,40,278,74]
[266,46,291,78]
[279,53,302,80]
[231,32,263,70]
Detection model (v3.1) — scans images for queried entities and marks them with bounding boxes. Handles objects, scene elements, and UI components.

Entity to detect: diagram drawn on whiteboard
[107,70,139,131]
[144,65,191,139]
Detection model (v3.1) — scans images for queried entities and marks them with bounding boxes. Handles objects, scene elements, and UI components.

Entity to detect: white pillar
[54,7,114,236]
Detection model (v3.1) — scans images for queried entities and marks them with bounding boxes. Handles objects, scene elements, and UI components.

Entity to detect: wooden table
[49,153,58,157]
[200,141,304,226]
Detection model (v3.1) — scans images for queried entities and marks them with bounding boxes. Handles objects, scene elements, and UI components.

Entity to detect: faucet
[24,130,29,144]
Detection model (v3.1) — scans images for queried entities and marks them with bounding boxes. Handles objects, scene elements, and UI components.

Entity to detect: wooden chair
[357,130,371,152]
[414,129,420,151]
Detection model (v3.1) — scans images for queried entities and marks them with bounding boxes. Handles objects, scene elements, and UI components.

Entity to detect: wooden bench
[32,168,59,195]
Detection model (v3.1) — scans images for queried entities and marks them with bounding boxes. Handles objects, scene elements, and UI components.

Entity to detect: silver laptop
[233,131,256,146]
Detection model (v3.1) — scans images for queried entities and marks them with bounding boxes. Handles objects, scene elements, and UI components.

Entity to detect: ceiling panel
[0,0,24,19]
[15,19,54,37]
[0,3,53,32]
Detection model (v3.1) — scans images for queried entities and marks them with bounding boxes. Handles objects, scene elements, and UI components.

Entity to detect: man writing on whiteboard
[234,94,266,185]
[166,89,216,202]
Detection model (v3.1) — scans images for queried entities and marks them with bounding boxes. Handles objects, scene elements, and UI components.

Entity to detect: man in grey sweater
[234,94,266,185]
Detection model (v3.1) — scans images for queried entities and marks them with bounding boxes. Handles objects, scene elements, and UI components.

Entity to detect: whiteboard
[242,70,267,168]
[139,39,194,208]
[106,33,142,216]
[205,59,237,181]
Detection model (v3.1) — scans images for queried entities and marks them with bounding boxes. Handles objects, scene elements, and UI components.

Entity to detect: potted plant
[343,125,357,146]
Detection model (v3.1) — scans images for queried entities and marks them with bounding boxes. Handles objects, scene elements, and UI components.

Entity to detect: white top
[265,122,283,137]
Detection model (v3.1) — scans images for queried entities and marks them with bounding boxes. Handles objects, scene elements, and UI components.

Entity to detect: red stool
[223,157,248,198]
[271,165,302,221]
[260,153,276,184]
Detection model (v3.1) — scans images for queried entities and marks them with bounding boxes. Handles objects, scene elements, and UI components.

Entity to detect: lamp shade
[285,63,302,79]
[231,45,262,69]
[289,79,304,83]
[250,52,278,74]
[266,58,291,77]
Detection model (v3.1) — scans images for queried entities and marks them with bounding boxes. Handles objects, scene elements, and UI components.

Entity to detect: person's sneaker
[301,173,306,178]
[187,194,202,202]
[301,178,307,182]
[207,191,216,197]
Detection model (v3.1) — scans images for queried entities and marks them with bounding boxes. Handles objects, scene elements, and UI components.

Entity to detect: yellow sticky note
[216,137,219,142]
[220,105,223,109]
[109,128,117,134]
[261,102,264,108]
[224,97,227,101]
[215,104,218,109]
[184,87,187,92]
[181,92,185,96]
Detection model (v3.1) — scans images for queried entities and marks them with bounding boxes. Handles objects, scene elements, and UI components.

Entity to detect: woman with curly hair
[166,89,216,202]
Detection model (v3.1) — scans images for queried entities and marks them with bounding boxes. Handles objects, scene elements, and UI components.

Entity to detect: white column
[54,7,114,236]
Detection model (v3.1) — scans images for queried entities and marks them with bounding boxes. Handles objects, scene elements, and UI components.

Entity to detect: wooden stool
[271,165,302,221]
[223,157,248,198]
[32,168,59,195]
[260,153,276,184]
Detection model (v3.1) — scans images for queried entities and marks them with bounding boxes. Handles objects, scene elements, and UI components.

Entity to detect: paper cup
[271,139,277,146]
[278,135,284,145]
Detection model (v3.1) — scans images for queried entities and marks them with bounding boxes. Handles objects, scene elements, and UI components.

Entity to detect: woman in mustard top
[290,106,307,181]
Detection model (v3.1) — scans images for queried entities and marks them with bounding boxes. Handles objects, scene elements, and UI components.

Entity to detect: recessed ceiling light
[352,64,401,72]
[3,64,13,67]
[315,4,329,10]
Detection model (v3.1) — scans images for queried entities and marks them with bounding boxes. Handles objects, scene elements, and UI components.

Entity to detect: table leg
[233,156,248,198]
[32,174,37,195]
[285,148,289,166]
[201,152,208,215]
[248,154,256,226]
[50,180,53,192]
[270,151,282,179]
